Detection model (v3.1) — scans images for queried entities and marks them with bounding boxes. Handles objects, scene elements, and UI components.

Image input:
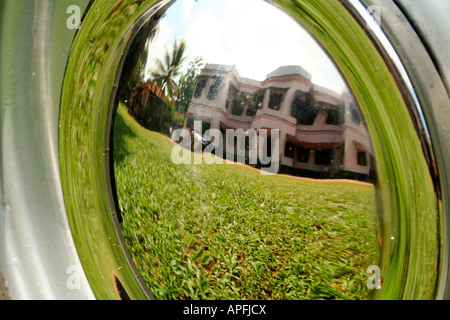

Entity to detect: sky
[144,0,346,93]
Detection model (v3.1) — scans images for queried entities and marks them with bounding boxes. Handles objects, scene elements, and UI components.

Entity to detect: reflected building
[184,63,374,180]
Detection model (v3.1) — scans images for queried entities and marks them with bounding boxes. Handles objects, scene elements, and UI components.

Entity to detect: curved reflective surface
[58,0,441,300]
[112,0,380,300]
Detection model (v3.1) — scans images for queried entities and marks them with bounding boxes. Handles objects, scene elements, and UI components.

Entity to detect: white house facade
[184,63,374,180]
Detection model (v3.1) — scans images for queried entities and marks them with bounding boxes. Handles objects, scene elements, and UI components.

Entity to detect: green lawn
[113,103,380,300]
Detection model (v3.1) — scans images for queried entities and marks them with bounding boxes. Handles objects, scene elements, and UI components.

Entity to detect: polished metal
[111,0,382,300]
[0,0,445,301]
[359,0,450,299]
[52,0,443,300]
[0,0,94,300]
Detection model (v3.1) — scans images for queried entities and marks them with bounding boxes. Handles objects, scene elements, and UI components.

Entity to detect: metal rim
[58,0,443,300]
[358,0,450,299]
[0,0,445,300]
[0,0,95,300]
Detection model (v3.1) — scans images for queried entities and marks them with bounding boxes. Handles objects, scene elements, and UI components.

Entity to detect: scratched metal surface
[0,0,94,300]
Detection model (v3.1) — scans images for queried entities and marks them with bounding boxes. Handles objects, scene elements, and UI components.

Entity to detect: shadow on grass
[112,104,138,165]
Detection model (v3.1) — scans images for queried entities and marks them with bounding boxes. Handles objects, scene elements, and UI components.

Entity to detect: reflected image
[112,0,380,299]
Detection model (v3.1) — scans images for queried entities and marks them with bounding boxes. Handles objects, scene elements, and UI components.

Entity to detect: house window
[231,93,252,117]
[245,104,257,117]
[268,88,287,110]
[350,103,365,127]
[315,149,333,165]
[357,149,367,166]
[231,92,247,116]
[207,75,223,100]
[186,117,195,131]
[291,91,318,125]
[231,104,244,116]
[297,147,310,163]
[246,89,265,117]
[225,84,237,109]
[245,92,258,117]
[194,78,207,98]
[284,141,295,158]
[326,101,345,125]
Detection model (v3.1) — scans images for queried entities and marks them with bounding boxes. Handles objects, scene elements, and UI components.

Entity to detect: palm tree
[150,38,187,101]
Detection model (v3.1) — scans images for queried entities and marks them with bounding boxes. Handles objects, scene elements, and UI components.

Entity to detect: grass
[113,103,380,300]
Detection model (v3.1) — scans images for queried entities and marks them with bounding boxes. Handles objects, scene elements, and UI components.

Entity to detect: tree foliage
[125,37,204,135]
[150,38,188,101]
[175,56,204,114]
